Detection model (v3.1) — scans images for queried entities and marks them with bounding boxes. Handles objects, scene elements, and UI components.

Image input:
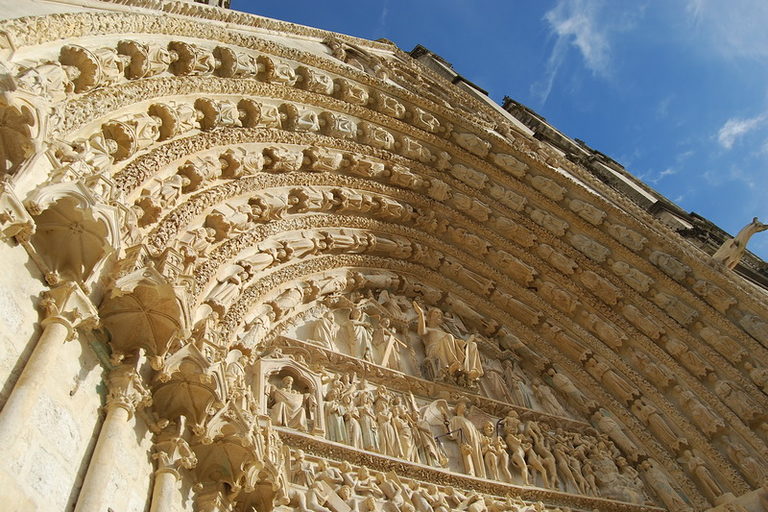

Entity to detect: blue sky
[232,0,768,260]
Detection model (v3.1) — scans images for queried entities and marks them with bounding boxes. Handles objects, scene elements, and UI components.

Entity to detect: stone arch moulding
[0,2,767,512]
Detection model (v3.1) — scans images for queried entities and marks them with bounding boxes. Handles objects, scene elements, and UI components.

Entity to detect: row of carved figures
[283,451,581,512]
[266,368,648,503]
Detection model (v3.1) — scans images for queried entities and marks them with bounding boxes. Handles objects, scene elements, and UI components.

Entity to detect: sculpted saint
[446,399,486,478]
[268,376,315,432]
[413,302,483,381]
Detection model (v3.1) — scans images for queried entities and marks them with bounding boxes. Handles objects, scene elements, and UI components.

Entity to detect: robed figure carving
[268,376,316,432]
[413,302,483,384]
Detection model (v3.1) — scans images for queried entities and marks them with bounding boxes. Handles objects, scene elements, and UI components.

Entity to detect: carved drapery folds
[2,7,768,512]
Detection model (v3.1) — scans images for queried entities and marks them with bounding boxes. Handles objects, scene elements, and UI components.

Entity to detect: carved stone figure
[324,388,346,444]
[413,302,483,382]
[532,379,568,417]
[268,376,316,432]
[649,250,691,282]
[712,217,768,269]
[569,199,606,225]
[639,459,693,511]
[678,449,723,502]
[480,421,513,482]
[610,261,653,293]
[447,400,486,478]
[346,306,375,362]
[714,380,763,424]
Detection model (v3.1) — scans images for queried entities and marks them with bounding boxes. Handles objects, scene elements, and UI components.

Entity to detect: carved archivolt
[1,4,768,512]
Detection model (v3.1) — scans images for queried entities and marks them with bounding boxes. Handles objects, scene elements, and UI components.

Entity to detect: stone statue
[290,450,315,487]
[502,359,532,409]
[712,217,768,269]
[502,421,529,485]
[532,379,568,417]
[323,387,346,444]
[678,449,723,502]
[638,458,693,512]
[346,306,375,362]
[372,317,407,371]
[480,421,513,483]
[446,399,486,478]
[341,393,363,449]
[413,302,483,382]
[311,309,338,349]
[268,376,316,432]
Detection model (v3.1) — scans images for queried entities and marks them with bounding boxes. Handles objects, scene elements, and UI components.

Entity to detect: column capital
[40,281,99,340]
[152,417,197,478]
[106,355,152,417]
[0,177,35,243]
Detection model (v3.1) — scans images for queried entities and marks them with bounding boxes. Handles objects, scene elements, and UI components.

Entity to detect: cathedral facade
[0,1,766,511]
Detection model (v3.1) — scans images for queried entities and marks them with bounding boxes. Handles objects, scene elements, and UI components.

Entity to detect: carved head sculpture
[455,398,470,416]
[338,485,353,500]
[426,307,443,326]
[350,307,363,320]
[482,421,495,436]
[280,375,294,389]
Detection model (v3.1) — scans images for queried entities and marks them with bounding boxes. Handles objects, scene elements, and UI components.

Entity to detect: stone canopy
[0,1,767,512]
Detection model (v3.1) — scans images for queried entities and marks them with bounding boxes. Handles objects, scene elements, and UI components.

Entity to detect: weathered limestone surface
[0,1,767,512]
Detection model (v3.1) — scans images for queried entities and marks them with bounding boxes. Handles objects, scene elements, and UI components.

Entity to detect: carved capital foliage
[106,354,152,416]
[40,280,99,340]
[153,417,197,478]
[0,178,34,242]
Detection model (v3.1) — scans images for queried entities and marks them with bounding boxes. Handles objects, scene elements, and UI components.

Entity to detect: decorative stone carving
[622,304,663,340]
[568,234,610,263]
[691,279,737,314]
[610,261,653,293]
[59,44,128,92]
[491,153,527,178]
[712,217,768,269]
[530,208,568,236]
[530,176,566,202]
[414,302,483,385]
[537,243,577,274]
[606,224,648,252]
[649,250,691,282]
[568,199,606,226]
[579,271,622,305]
[452,132,490,158]
[652,292,698,327]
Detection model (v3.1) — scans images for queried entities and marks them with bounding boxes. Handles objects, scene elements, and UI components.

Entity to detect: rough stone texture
[0,1,767,512]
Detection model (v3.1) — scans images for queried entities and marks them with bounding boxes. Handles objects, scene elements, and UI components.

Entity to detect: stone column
[74,357,151,512]
[149,417,197,512]
[0,282,97,446]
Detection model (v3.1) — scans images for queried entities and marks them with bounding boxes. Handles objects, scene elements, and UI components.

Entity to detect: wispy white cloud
[644,167,678,185]
[717,114,767,149]
[376,1,389,36]
[655,95,673,119]
[685,0,768,60]
[532,0,643,103]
